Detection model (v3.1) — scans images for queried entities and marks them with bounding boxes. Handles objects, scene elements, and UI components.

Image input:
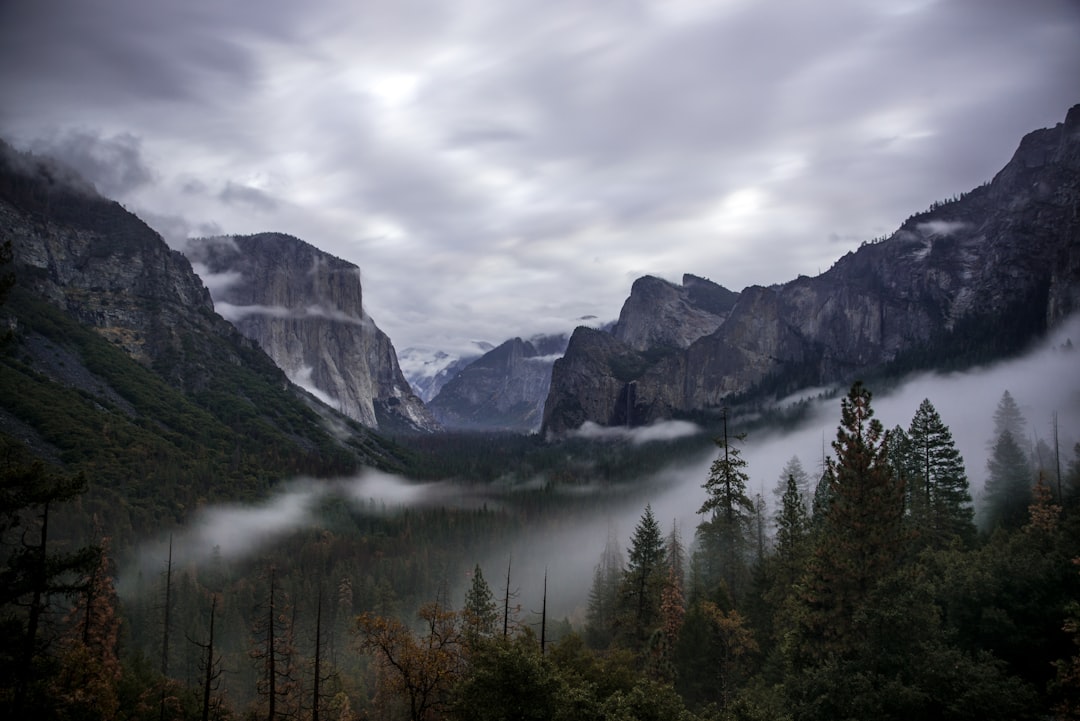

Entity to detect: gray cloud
[28,130,153,197]
[1,0,1078,353]
[219,180,278,211]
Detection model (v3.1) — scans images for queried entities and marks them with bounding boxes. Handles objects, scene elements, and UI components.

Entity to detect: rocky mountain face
[185,234,439,433]
[612,274,738,351]
[0,142,400,511]
[428,333,568,432]
[542,104,1080,434]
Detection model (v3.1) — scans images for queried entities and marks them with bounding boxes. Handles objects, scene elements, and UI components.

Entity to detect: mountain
[185,233,439,434]
[398,343,492,403]
[0,141,405,530]
[542,104,1080,434]
[612,274,738,351]
[428,333,569,432]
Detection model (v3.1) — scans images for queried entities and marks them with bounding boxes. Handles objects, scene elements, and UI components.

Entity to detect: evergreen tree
[790,381,905,664]
[992,390,1027,442]
[462,564,499,644]
[906,398,975,546]
[617,505,666,653]
[0,447,96,717]
[774,472,811,580]
[984,428,1034,531]
[584,532,624,649]
[696,413,754,598]
[772,455,811,513]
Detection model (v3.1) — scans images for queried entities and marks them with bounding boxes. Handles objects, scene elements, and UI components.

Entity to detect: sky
[2,0,1079,357]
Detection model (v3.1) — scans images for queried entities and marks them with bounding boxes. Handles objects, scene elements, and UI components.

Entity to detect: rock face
[0,142,238,386]
[542,104,1080,434]
[428,333,568,432]
[185,234,438,433]
[613,274,738,351]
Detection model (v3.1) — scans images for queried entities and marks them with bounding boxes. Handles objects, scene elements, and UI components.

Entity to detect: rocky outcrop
[185,234,439,433]
[613,274,737,351]
[0,141,248,389]
[429,334,568,432]
[543,104,1080,434]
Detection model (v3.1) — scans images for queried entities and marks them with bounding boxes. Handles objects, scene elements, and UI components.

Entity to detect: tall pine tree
[906,398,975,546]
[617,505,666,653]
[790,381,905,664]
[696,412,754,599]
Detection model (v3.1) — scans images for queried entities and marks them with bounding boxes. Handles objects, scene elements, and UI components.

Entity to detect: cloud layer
[2,0,1078,354]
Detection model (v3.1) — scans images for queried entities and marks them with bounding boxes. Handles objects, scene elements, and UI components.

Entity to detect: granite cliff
[185,233,439,433]
[428,333,568,432]
[0,141,400,511]
[543,104,1080,434]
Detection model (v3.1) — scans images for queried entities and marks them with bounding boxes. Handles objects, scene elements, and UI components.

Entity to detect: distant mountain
[542,104,1080,434]
[185,234,439,434]
[0,141,405,529]
[428,333,569,432]
[399,343,492,403]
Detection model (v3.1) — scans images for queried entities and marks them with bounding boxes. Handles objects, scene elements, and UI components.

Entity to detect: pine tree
[696,412,754,598]
[618,504,667,652]
[774,473,811,581]
[772,456,810,512]
[906,398,975,546]
[0,449,96,717]
[984,428,1033,531]
[584,532,624,649]
[992,390,1027,442]
[790,381,905,664]
[462,564,498,644]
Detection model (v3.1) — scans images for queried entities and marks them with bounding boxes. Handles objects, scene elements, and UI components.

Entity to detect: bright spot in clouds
[0,0,1077,356]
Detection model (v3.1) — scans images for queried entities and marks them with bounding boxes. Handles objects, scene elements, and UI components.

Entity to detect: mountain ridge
[541,103,1080,434]
[184,233,439,433]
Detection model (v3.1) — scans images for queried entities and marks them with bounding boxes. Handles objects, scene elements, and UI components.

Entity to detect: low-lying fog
[121,315,1080,622]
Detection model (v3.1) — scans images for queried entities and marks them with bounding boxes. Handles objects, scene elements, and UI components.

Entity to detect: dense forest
[3,350,1080,720]
[2,208,1080,718]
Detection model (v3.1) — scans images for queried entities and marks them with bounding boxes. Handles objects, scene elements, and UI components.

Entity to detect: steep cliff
[428,333,568,432]
[184,234,439,433]
[612,274,738,352]
[0,142,403,526]
[543,104,1080,434]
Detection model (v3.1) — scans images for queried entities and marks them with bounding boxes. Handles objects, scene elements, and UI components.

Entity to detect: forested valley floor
[3,381,1080,721]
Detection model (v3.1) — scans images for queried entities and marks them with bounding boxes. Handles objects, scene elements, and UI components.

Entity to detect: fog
[120,315,1080,618]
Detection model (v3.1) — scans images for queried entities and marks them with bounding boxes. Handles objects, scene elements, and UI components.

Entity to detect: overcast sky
[2,0,1079,356]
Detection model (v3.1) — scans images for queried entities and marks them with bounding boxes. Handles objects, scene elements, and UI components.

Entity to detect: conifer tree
[773,473,811,583]
[696,412,754,598]
[585,532,624,649]
[906,398,975,545]
[984,428,1033,530]
[992,389,1027,442]
[772,455,810,512]
[791,381,904,664]
[462,564,498,644]
[618,505,667,652]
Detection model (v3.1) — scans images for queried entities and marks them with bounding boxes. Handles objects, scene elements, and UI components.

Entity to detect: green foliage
[696,418,754,599]
[984,429,1033,531]
[903,399,976,546]
[617,505,668,653]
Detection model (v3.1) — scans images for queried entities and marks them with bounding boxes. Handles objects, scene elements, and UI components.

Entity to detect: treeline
[572,383,1080,719]
[2,381,1079,719]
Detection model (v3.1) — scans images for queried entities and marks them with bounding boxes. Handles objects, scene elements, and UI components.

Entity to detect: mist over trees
[2,369,1079,719]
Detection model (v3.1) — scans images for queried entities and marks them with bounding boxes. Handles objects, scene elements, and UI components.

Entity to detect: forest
[3,364,1080,720]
